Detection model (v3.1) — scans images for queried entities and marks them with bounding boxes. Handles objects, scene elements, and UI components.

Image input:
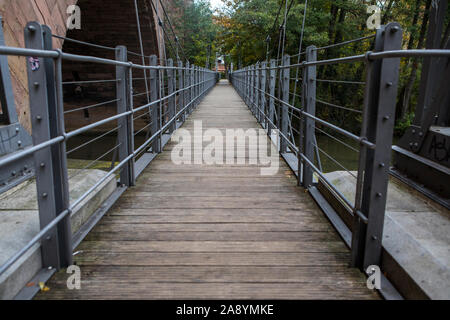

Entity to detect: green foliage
[213,0,446,136]
[166,0,448,136]
[170,0,219,66]
[395,111,415,137]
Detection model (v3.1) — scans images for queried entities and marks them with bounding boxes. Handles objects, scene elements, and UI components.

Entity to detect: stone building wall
[0,0,169,133]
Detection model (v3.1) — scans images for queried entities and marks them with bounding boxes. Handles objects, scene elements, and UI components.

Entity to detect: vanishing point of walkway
[36,81,378,299]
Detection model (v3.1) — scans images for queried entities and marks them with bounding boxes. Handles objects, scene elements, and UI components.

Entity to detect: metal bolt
[390,26,400,33]
[28,25,36,32]
[36,115,42,121]
[17,140,22,146]
[379,163,385,168]
[11,171,16,176]
[24,165,28,170]
[34,82,39,87]
[383,115,390,121]
[42,193,48,198]
[418,132,423,137]
[372,235,378,240]
[48,266,53,270]
[15,127,20,132]
[376,192,382,198]
[40,162,45,168]
[46,236,51,241]
[386,81,393,87]
[412,129,416,134]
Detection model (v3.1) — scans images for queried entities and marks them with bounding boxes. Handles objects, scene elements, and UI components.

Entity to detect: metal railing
[230,22,450,276]
[0,21,218,281]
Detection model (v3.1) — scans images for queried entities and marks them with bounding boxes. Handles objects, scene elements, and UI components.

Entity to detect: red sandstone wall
[0,0,77,132]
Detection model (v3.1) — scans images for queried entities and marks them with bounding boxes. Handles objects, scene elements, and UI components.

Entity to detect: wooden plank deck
[36,80,379,300]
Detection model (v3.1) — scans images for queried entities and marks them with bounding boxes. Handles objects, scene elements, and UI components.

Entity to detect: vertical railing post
[280,54,291,153]
[255,63,260,120]
[43,25,73,268]
[201,68,204,97]
[302,47,316,188]
[149,55,160,153]
[198,67,201,100]
[260,62,267,127]
[250,66,255,113]
[190,64,195,113]
[193,65,197,109]
[167,59,175,133]
[185,61,190,116]
[178,60,185,123]
[244,68,248,104]
[268,60,276,135]
[116,45,135,187]
[202,68,206,96]
[351,23,403,270]
[25,22,73,270]
[247,67,251,109]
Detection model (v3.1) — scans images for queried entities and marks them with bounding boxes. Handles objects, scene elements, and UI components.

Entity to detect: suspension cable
[157,0,188,62]
[291,0,308,107]
[134,0,150,104]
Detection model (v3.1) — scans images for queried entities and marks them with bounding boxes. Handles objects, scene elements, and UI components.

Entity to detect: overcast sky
[209,0,224,10]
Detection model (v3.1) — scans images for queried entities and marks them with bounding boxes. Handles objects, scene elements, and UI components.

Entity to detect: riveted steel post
[248,66,251,107]
[251,66,255,114]
[268,60,276,135]
[25,22,67,270]
[280,55,291,153]
[178,60,185,123]
[255,63,260,119]
[202,68,205,97]
[190,64,195,113]
[43,25,73,268]
[192,65,196,109]
[197,67,201,101]
[167,59,175,133]
[244,68,247,104]
[260,62,267,127]
[185,61,190,117]
[351,23,403,269]
[116,46,134,187]
[149,55,160,153]
[301,47,316,188]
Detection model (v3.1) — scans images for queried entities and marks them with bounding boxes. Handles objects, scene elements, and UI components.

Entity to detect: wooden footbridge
[33,81,378,300]
[0,14,449,300]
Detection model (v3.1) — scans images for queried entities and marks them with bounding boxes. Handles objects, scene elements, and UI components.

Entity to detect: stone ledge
[0,169,116,300]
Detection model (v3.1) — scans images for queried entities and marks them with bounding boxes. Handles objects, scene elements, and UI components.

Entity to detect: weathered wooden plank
[77,240,348,253]
[98,212,326,223]
[37,266,367,285]
[36,283,378,300]
[84,231,340,242]
[92,222,334,233]
[73,252,351,266]
[107,208,322,217]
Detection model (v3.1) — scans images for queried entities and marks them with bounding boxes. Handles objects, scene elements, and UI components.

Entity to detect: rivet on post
[390,26,400,34]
